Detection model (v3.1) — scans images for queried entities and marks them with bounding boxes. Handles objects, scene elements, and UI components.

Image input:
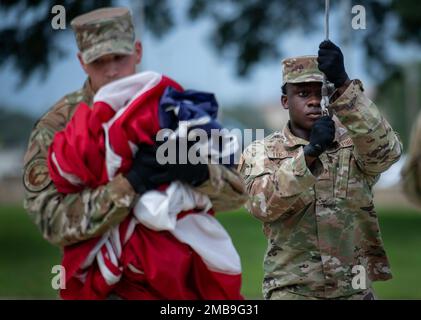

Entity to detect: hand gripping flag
[47,71,242,299]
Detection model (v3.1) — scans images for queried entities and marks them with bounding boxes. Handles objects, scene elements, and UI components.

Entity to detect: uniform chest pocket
[333,148,352,199]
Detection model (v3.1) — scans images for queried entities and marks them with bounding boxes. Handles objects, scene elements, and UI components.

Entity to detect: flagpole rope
[321,0,330,116]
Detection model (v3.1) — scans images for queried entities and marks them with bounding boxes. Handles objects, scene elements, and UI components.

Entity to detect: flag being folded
[48,71,242,300]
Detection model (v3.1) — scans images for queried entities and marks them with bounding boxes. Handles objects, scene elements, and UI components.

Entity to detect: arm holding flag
[23,123,247,247]
[23,125,138,247]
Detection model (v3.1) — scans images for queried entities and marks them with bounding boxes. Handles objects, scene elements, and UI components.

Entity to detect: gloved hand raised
[317,40,349,88]
[303,116,335,158]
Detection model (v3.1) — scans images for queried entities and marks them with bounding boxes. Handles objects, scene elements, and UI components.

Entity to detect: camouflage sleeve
[330,80,402,176]
[23,126,138,247]
[193,164,248,212]
[238,141,320,222]
[401,111,421,206]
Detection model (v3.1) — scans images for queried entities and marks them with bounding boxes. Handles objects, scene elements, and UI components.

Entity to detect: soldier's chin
[103,77,122,87]
[301,122,313,132]
[306,117,319,127]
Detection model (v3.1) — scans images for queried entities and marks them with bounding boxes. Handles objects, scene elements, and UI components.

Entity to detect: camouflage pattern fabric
[269,286,377,300]
[238,79,402,299]
[71,7,135,64]
[282,55,324,86]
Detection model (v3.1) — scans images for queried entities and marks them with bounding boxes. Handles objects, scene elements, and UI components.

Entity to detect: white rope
[321,0,330,116]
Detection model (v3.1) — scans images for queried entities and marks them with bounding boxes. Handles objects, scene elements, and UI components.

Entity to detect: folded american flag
[47,71,242,299]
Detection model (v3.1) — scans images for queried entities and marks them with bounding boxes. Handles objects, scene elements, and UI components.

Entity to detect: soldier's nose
[106,71,118,79]
[307,99,321,108]
[104,66,118,78]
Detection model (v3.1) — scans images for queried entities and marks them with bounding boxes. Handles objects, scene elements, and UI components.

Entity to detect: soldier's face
[282,82,322,131]
[78,41,142,92]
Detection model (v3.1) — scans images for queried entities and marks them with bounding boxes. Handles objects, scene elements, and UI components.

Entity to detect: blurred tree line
[0,107,35,148]
[1,0,420,79]
[375,64,421,149]
[1,0,420,149]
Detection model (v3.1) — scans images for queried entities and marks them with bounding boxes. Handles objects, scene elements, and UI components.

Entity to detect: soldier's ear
[281,95,289,110]
[134,40,142,65]
[77,52,88,74]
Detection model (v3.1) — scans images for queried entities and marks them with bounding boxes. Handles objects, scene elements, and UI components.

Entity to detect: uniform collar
[281,117,352,151]
[82,78,95,106]
[281,122,309,149]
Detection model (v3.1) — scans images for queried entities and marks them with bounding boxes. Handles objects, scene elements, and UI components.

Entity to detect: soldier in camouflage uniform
[23,7,247,252]
[238,41,402,300]
[401,110,421,207]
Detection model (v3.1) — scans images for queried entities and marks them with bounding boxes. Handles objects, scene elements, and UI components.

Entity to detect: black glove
[317,40,349,88]
[303,116,335,157]
[152,140,210,187]
[160,159,209,187]
[126,143,210,194]
[125,145,168,195]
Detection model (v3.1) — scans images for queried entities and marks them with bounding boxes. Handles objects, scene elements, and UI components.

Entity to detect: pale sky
[0,1,414,117]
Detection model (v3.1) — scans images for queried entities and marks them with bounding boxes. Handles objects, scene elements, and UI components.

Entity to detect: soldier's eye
[91,59,105,67]
[298,91,308,97]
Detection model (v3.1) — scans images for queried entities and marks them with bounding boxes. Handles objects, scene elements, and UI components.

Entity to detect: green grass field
[1,205,420,299]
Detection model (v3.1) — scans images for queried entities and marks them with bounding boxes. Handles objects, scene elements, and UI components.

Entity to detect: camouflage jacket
[23,79,247,247]
[401,110,421,207]
[238,80,402,299]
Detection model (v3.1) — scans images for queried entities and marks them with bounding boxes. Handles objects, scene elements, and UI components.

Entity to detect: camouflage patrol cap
[71,7,135,64]
[281,55,324,86]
